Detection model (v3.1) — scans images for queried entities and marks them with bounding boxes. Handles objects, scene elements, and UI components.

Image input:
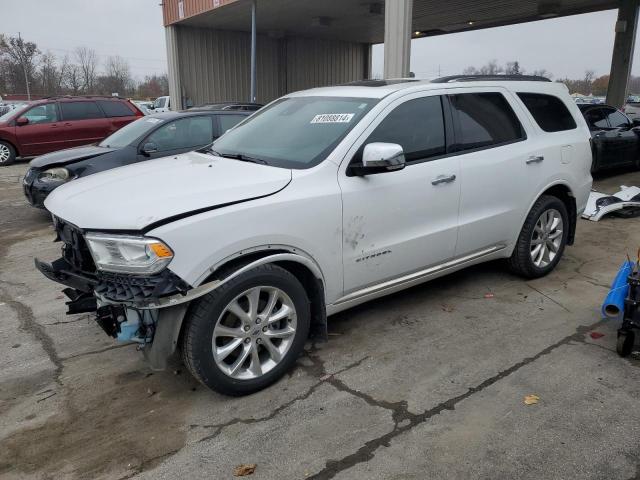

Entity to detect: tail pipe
[602,261,635,318]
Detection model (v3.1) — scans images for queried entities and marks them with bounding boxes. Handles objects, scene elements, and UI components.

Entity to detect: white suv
[38,76,592,395]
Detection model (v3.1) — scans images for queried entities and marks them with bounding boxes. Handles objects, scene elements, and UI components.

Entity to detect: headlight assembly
[84,233,174,275]
[39,167,70,183]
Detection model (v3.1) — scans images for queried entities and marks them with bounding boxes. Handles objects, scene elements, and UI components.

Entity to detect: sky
[0,1,639,81]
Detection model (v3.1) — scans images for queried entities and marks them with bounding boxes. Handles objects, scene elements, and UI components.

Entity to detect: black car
[578,103,640,173]
[23,109,250,208]
[190,102,263,112]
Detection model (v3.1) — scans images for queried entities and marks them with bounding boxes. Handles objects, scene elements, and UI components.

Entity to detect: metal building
[162,0,639,109]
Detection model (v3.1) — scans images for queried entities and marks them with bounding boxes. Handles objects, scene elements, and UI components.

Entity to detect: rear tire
[0,141,16,166]
[181,264,310,396]
[508,195,569,279]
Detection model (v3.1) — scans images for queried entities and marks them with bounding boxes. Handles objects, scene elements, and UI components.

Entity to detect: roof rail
[42,95,123,100]
[431,75,552,83]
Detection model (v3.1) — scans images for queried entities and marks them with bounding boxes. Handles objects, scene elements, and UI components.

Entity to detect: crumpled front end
[35,216,192,368]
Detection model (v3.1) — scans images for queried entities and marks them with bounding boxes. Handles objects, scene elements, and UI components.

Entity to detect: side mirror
[141,142,158,155]
[16,117,29,126]
[352,142,405,175]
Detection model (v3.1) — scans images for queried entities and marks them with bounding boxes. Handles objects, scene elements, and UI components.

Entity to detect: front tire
[508,195,569,279]
[0,141,16,166]
[181,264,310,396]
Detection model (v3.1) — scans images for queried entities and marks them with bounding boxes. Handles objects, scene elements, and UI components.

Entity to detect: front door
[137,116,215,162]
[15,103,67,156]
[339,94,461,294]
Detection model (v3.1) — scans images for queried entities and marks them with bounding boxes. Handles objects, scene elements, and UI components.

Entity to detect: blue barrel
[602,261,634,318]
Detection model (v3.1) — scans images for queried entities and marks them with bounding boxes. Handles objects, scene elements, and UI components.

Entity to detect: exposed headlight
[84,233,174,275]
[39,167,70,183]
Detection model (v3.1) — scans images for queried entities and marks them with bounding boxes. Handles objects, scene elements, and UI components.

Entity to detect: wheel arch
[538,183,577,245]
[198,247,328,341]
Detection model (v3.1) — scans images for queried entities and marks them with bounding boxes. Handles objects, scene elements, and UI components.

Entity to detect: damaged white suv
[38,76,592,395]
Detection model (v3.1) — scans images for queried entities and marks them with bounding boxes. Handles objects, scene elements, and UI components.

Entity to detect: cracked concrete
[1,162,640,479]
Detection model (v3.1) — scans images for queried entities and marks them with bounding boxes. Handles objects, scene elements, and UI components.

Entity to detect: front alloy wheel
[213,286,297,380]
[181,264,310,396]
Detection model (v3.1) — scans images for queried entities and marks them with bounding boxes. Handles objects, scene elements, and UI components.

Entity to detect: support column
[383,0,413,78]
[165,25,183,110]
[606,0,640,108]
[250,0,257,103]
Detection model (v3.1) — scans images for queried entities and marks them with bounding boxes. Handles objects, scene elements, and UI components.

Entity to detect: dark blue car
[23,109,251,208]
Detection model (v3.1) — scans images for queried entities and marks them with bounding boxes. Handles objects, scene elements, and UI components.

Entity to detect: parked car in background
[0,102,29,117]
[622,100,640,121]
[132,100,154,115]
[151,96,170,112]
[37,76,592,395]
[578,103,640,172]
[23,109,250,207]
[191,102,263,112]
[0,96,143,166]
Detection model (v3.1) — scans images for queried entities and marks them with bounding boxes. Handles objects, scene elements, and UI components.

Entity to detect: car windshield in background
[211,96,378,168]
[0,104,27,122]
[99,116,164,148]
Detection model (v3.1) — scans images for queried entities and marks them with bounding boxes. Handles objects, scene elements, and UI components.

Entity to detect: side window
[22,103,58,124]
[606,109,630,128]
[154,97,166,109]
[218,114,246,136]
[98,100,135,118]
[449,93,525,152]
[362,96,446,162]
[60,101,104,121]
[517,93,577,132]
[147,116,213,151]
[584,108,609,129]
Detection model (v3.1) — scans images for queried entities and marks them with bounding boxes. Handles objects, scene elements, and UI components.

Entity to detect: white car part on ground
[582,185,640,221]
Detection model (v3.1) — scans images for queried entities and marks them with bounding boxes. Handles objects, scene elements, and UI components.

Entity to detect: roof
[163,0,619,43]
[286,78,571,99]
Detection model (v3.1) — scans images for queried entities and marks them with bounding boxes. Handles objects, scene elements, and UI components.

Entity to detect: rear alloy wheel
[508,195,569,278]
[181,264,310,396]
[0,141,16,166]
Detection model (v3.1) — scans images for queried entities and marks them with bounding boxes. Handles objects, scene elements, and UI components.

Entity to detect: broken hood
[30,145,116,168]
[44,151,292,231]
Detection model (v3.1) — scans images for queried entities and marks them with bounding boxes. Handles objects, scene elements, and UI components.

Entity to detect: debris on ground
[582,186,640,221]
[320,374,332,381]
[524,394,540,405]
[590,332,605,339]
[441,304,455,312]
[484,292,495,299]
[233,464,257,476]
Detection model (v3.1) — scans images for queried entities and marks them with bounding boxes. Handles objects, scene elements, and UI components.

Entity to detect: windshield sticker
[146,118,162,123]
[310,113,355,124]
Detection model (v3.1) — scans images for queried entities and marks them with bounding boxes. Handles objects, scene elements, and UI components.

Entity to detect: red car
[0,96,144,166]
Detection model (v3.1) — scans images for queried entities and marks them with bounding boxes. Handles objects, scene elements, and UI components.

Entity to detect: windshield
[0,103,28,122]
[99,116,165,148]
[211,96,378,168]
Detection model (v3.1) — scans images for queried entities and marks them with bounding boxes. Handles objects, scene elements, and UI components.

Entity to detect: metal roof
[164,0,620,43]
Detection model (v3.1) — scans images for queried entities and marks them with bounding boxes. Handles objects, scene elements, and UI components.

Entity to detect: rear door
[97,100,140,134]
[448,89,532,256]
[214,113,247,139]
[137,115,215,161]
[60,101,110,147]
[15,102,67,155]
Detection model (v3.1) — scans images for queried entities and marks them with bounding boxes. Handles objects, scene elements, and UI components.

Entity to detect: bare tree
[462,66,479,75]
[531,69,553,79]
[478,60,503,75]
[0,34,40,98]
[65,64,82,94]
[504,61,523,75]
[75,46,98,93]
[100,55,133,95]
[39,51,68,95]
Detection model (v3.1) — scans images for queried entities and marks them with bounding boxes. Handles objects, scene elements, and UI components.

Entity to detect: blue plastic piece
[602,261,634,318]
[117,319,140,342]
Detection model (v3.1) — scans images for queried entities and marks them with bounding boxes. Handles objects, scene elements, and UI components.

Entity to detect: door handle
[526,155,544,164]
[431,174,456,185]
[64,122,72,126]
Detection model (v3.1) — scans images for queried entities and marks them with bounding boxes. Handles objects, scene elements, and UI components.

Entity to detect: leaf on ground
[590,332,605,339]
[233,464,257,476]
[441,304,455,312]
[524,394,540,405]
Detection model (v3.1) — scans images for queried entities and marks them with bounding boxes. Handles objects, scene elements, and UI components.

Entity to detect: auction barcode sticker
[310,113,355,124]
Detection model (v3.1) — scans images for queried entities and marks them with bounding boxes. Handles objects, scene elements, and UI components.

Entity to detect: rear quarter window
[517,93,577,132]
[98,100,136,117]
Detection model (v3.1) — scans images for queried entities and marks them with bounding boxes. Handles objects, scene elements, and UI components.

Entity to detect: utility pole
[249,0,257,103]
[18,32,31,101]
